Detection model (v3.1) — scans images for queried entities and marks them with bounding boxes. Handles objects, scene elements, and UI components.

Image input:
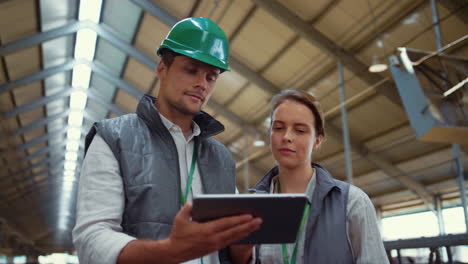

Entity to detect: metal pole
[430,0,443,51]
[434,195,446,261]
[243,132,250,192]
[338,61,353,183]
[434,195,445,235]
[453,144,468,232]
[431,0,467,234]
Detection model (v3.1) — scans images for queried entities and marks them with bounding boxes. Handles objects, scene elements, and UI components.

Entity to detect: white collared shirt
[73,112,218,264]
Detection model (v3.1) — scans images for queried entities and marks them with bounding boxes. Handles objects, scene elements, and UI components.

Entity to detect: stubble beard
[172,99,202,116]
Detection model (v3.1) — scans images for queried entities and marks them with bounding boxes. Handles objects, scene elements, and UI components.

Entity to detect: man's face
[157,55,221,116]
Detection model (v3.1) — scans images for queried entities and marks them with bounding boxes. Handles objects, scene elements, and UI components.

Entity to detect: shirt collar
[270,170,316,198]
[158,112,201,141]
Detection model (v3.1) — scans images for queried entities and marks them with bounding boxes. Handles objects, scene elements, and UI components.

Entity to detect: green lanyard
[178,140,204,264]
[179,141,198,206]
[277,180,311,264]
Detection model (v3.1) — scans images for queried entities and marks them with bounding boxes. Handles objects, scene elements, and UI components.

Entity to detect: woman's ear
[313,135,324,151]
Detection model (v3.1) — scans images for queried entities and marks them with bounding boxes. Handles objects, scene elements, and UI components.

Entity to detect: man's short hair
[159,48,179,68]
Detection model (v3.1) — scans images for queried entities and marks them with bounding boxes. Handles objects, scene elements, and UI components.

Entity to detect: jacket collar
[250,163,342,197]
[136,94,225,138]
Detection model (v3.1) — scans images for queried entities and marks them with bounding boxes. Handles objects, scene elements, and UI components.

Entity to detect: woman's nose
[282,129,293,142]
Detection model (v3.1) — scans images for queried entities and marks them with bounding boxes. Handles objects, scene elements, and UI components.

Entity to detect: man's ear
[156,61,166,78]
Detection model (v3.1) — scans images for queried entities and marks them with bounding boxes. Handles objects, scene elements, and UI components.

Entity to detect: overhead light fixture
[253,140,265,147]
[71,63,92,88]
[64,170,75,177]
[68,111,84,126]
[75,29,97,61]
[64,161,77,171]
[369,55,388,73]
[65,152,78,161]
[67,127,82,141]
[367,0,388,74]
[78,0,103,23]
[443,77,467,97]
[58,0,103,231]
[66,141,79,152]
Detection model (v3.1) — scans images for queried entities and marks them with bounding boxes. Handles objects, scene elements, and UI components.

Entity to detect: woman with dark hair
[246,89,388,263]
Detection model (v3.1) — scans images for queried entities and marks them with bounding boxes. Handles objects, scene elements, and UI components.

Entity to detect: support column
[243,132,250,192]
[453,144,468,232]
[338,61,353,184]
[434,195,445,235]
[26,255,39,264]
[430,0,443,51]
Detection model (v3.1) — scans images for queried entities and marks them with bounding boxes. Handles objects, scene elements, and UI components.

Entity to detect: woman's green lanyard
[178,140,204,264]
[179,141,198,206]
[277,180,311,264]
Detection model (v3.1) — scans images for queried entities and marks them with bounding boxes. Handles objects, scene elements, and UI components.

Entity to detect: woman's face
[270,100,323,169]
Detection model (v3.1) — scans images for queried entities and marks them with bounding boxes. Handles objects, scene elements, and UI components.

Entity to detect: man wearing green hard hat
[73,17,261,264]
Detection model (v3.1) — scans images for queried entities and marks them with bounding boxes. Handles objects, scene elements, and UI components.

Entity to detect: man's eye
[185,67,197,74]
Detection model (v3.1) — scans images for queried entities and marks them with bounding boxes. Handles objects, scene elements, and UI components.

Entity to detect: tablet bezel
[191,194,309,244]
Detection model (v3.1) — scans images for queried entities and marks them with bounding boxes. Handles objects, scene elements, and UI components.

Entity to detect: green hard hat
[157,17,230,71]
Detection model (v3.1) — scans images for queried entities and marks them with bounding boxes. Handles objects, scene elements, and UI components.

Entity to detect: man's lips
[185,92,204,102]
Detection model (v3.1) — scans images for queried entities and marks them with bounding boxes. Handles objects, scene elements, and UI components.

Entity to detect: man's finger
[176,203,193,221]
[217,218,262,245]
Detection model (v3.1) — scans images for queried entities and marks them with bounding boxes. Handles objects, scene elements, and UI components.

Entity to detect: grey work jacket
[250,163,354,263]
[84,95,236,263]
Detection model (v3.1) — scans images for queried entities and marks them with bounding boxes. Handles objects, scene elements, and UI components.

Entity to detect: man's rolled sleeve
[72,135,136,264]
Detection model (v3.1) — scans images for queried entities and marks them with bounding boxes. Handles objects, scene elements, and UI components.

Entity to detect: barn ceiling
[0,0,467,254]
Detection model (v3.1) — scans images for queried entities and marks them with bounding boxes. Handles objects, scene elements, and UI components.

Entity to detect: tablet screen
[192,194,309,244]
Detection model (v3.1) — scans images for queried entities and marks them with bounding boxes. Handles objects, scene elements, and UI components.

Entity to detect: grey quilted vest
[251,163,354,263]
[84,95,236,262]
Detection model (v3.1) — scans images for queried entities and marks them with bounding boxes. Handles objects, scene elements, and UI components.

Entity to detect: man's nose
[194,73,208,90]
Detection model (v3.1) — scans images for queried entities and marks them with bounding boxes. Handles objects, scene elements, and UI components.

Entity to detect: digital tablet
[191,194,309,244]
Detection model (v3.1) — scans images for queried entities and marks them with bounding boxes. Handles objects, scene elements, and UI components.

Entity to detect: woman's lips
[279,148,295,155]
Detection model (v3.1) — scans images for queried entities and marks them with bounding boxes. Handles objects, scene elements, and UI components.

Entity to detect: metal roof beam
[13,110,70,137]
[5,142,84,177]
[440,0,468,25]
[5,86,126,121]
[130,0,280,95]
[88,61,144,99]
[0,21,157,70]
[0,21,83,56]
[21,143,65,163]
[87,88,127,116]
[253,0,385,88]
[0,15,252,132]
[0,61,76,94]
[16,126,68,151]
[16,130,85,161]
[325,124,435,211]
[4,86,74,118]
